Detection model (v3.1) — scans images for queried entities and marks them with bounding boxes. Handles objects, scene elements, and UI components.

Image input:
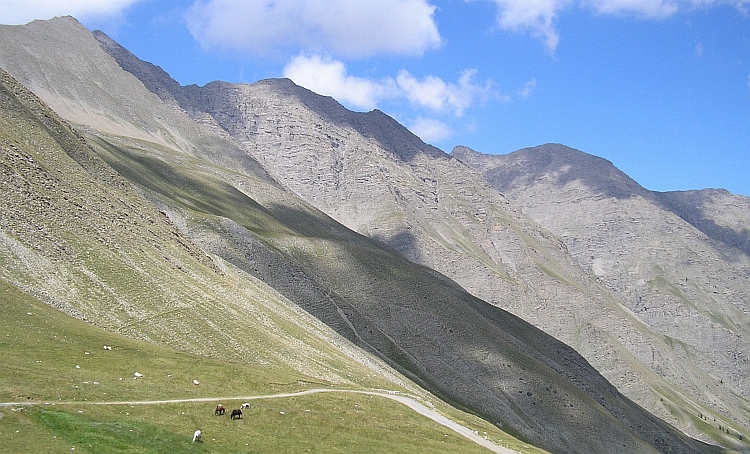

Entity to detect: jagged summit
[453,143,647,200]
[93,28,447,164]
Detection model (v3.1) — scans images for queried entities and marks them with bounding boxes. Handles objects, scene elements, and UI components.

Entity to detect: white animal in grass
[192,429,202,443]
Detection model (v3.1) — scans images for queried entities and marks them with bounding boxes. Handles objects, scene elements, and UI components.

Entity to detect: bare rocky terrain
[453,144,750,445]
[0,16,746,453]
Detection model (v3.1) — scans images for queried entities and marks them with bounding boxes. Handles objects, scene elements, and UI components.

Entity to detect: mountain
[0,69,500,453]
[453,143,750,448]
[0,60,398,393]
[0,16,742,452]
[108,21,750,449]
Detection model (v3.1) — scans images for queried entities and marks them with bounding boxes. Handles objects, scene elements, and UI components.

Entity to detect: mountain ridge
[138,37,749,447]
[453,143,750,445]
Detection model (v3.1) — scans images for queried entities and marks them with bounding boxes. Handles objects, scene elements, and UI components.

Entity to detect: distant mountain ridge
[0,15,746,453]
[453,143,750,441]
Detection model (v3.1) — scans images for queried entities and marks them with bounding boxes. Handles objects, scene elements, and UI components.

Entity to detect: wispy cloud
[478,0,750,53]
[283,53,493,116]
[518,78,537,99]
[583,0,679,18]
[0,0,141,24]
[485,0,568,54]
[186,0,441,59]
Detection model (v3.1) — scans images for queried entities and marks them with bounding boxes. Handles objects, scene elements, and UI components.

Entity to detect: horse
[240,403,250,410]
[192,429,202,443]
[230,409,242,420]
[215,404,226,415]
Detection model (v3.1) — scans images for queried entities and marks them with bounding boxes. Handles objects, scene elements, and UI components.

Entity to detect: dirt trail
[1,388,517,453]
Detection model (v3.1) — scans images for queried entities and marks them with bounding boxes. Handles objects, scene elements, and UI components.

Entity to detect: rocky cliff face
[453,143,750,447]
[0,16,743,452]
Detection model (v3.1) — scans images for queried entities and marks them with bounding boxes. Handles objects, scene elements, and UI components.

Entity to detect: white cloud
[396,69,490,116]
[282,54,397,110]
[186,0,441,59]
[408,117,454,143]
[688,0,750,10]
[283,54,492,116]
[583,0,679,18]
[480,0,750,53]
[0,0,141,24]
[485,0,570,54]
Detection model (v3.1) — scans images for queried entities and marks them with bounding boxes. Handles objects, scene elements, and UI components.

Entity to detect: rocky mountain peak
[454,143,647,200]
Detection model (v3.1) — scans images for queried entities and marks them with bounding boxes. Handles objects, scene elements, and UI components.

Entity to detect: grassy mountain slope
[453,143,750,449]
[0,17,728,453]
[0,66,404,390]
[0,63,536,453]
[1,275,528,454]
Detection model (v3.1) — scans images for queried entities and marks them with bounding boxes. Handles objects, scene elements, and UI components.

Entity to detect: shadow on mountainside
[373,229,424,263]
[677,215,750,260]
[656,191,750,259]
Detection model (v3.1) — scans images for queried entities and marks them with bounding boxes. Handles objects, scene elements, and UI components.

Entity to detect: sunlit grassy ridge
[0,281,314,404]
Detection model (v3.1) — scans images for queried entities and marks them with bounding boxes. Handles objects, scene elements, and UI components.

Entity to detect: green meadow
[0,280,542,453]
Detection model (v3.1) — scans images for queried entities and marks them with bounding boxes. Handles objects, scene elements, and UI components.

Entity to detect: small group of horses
[193,403,251,442]
[214,403,250,420]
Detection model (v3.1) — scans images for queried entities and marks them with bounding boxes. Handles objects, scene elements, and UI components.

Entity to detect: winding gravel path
[1,388,517,453]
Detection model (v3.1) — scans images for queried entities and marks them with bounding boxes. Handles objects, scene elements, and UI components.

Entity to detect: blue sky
[2,1,749,196]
